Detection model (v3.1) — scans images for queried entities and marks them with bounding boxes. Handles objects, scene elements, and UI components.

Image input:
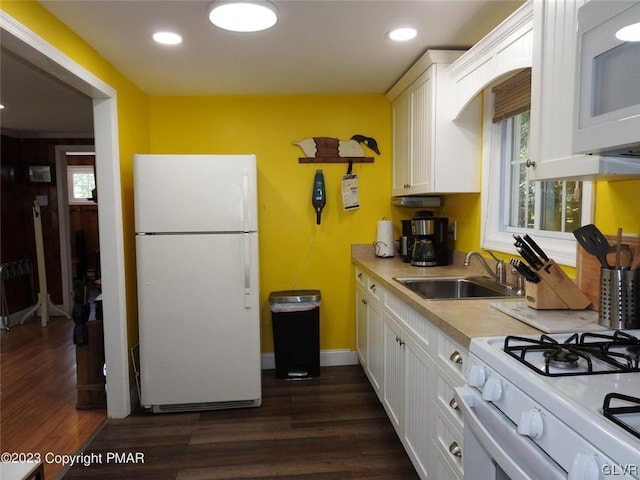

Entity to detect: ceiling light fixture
[388,27,417,42]
[616,22,640,41]
[209,1,278,33]
[152,31,183,45]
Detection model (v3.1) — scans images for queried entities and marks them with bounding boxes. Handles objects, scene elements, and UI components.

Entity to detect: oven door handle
[455,387,566,480]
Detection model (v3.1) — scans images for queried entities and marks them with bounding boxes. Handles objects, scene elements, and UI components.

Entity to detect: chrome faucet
[464,250,506,284]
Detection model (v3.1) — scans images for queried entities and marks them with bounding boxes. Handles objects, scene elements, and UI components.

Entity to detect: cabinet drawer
[434,369,463,433]
[366,277,384,302]
[433,407,464,478]
[385,291,433,350]
[436,333,467,384]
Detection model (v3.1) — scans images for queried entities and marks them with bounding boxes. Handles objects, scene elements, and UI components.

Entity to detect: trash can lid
[269,290,321,304]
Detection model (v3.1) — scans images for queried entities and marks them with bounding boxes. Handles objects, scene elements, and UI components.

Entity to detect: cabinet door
[409,69,434,194]
[355,288,368,367]
[529,0,588,180]
[403,334,434,480]
[382,314,404,432]
[367,299,384,396]
[392,89,411,195]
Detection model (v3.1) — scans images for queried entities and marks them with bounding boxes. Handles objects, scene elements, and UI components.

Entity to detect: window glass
[67,165,96,205]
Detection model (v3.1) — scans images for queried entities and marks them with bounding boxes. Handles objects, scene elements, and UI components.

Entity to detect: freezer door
[134,154,257,233]
[136,232,261,407]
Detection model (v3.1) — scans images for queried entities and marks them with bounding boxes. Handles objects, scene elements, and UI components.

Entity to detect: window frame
[480,89,594,267]
[66,164,97,205]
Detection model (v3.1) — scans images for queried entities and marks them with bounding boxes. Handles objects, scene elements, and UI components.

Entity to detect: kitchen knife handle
[523,234,549,262]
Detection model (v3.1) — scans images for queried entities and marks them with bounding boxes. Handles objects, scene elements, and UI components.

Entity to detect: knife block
[525,259,591,310]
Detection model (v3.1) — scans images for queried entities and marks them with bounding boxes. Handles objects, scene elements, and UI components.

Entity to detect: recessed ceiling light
[616,22,640,41]
[152,31,183,45]
[0,104,4,110]
[388,27,417,42]
[209,1,278,33]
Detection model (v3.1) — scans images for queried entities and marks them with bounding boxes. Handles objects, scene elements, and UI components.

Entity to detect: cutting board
[491,301,605,333]
[576,234,640,311]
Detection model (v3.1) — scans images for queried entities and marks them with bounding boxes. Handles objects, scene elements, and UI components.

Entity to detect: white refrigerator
[134,154,261,413]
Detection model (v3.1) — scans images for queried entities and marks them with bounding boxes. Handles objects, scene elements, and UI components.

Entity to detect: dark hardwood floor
[63,366,419,479]
[1,315,107,480]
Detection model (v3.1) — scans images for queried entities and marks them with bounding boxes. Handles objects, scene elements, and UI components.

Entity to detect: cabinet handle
[357,272,363,279]
[449,351,463,365]
[361,299,368,305]
[449,441,462,458]
[370,284,376,292]
[449,397,459,411]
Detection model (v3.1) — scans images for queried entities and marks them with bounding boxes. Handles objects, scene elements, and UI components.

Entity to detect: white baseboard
[261,349,358,370]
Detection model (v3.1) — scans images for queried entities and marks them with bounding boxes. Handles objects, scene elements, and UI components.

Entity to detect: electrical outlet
[448,221,457,241]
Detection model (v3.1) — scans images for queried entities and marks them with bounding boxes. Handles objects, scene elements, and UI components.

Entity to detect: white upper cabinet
[387,50,481,196]
[529,0,640,180]
[448,1,533,121]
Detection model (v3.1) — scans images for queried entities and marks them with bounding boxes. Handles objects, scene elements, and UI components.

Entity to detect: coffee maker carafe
[410,217,449,267]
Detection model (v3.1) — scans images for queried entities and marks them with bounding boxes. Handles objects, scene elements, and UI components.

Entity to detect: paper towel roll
[375,219,395,257]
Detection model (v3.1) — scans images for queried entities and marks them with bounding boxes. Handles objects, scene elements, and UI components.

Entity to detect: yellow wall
[148,95,392,352]
[594,180,640,236]
[1,1,150,343]
[5,1,639,357]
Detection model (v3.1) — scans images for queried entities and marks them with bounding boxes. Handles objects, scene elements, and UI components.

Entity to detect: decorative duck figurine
[294,135,380,157]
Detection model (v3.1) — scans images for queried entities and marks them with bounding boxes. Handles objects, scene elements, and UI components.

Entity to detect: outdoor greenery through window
[502,110,582,235]
[67,165,96,205]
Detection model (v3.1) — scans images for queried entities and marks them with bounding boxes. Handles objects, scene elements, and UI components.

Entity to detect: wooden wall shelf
[298,157,374,164]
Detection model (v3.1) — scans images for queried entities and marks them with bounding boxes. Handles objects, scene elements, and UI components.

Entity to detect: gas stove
[460,329,640,479]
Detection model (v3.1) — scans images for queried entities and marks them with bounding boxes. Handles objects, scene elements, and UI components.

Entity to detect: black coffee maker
[410,215,448,267]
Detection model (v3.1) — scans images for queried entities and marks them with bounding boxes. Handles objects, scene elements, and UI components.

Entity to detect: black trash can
[269,290,321,379]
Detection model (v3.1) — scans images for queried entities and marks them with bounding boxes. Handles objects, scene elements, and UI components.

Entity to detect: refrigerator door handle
[243,233,251,309]
[242,168,250,233]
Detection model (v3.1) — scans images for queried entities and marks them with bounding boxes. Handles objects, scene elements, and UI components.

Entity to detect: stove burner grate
[603,393,640,440]
[504,331,640,377]
[543,349,580,369]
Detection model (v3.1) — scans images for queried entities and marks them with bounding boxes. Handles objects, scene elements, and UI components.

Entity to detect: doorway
[1,12,131,417]
[55,147,100,314]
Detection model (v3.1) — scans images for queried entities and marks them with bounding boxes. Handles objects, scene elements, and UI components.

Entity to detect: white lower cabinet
[382,314,404,432]
[382,312,434,479]
[355,268,386,398]
[402,333,434,479]
[356,282,384,396]
[355,272,468,480]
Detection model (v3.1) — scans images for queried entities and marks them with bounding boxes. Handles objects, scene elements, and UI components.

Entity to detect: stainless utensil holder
[599,268,639,329]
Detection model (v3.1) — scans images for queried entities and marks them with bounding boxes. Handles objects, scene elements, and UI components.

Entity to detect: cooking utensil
[606,244,633,269]
[615,227,623,269]
[573,224,611,268]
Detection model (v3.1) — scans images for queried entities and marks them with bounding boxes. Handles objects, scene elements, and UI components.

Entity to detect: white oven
[456,331,640,480]
[574,0,640,156]
[456,386,565,479]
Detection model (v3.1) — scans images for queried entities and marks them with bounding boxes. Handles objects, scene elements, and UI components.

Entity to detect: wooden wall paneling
[0,136,94,312]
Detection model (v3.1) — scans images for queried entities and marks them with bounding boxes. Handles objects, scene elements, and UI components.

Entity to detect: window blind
[492,68,531,123]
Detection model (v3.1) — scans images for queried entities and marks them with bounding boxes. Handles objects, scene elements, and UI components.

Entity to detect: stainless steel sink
[393,276,516,300]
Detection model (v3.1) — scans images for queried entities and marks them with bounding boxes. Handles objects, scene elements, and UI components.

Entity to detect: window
[481,70,593,266]
[67,165,96,205]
